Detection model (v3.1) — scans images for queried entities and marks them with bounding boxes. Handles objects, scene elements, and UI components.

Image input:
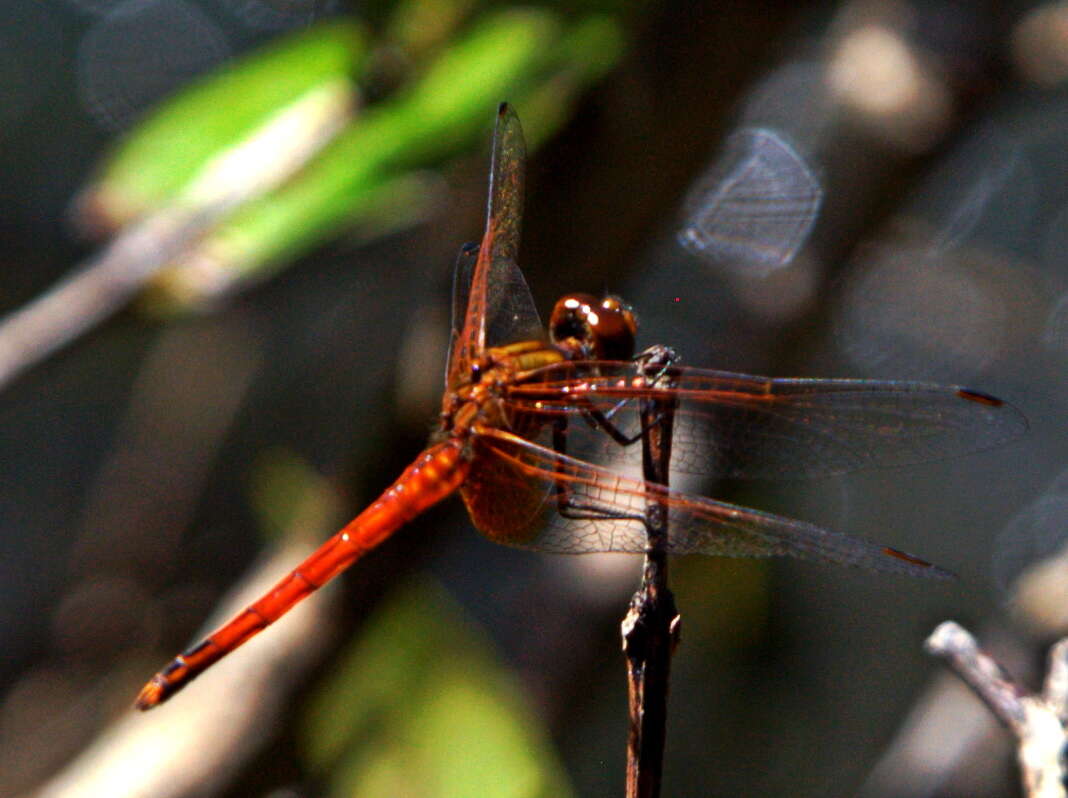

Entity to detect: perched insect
[137,104,1024,709]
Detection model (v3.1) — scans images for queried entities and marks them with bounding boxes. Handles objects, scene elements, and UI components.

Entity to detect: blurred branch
[0,79,352,391]
[26,541,340,798]
[149,10,622,310]
[925,621,1068,798]
[863,471,1068,798]
[0,208,215,389]
[70,315,264,574]
[0,9,624,387]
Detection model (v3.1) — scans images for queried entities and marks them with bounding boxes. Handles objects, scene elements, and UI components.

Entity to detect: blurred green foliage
[80,21,369,231]
[302,578,575,798]
[76,3,624,313]
[249,448,345,545]
[236,447,578,795]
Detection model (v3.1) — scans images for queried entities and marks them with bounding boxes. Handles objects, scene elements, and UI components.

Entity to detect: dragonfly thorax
[549,293,637,361]
[440,338,570,442]
[439,351,521,437]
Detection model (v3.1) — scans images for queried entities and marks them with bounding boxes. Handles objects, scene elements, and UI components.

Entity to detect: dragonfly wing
[483,103,525,265]
[446,243,480,390]
[506,364,1026,479]
[447,104,528,391]
[448,244,543,387]
[470,427,951,577]
[460,432,555,548]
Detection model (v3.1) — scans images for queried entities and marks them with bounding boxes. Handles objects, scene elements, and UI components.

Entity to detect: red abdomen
[136,439,469,709]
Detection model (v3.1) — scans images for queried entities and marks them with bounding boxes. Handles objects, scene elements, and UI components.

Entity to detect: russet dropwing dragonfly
[136,104,1025,709]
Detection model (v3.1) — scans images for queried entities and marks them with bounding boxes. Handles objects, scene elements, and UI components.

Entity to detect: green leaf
[302,578,575,798]
[513,14,626,149]
[78,20,368,232]
[146,9,626,311]
[384,0,478,58]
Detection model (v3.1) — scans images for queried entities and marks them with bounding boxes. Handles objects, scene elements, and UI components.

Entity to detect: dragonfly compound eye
[549,293,637,361]
[597,296,637,360]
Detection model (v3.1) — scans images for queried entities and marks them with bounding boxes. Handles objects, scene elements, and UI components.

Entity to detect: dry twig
[0,82,350,390]
[925,621,1068,798]
[622,346,682,798]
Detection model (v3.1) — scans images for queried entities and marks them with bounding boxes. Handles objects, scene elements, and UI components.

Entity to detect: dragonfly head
[549,293,637,361]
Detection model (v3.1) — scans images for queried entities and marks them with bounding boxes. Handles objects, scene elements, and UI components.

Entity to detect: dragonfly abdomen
[135,440,468,710]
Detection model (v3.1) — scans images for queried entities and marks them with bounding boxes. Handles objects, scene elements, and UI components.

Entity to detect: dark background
[3,1,1066,796]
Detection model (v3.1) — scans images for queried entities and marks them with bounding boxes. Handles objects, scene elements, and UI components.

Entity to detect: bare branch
[623,346,682,798]
[926,621,1068,798]
[25,543,339,798]
[1044,639,1068,722]
[0,81,351,391]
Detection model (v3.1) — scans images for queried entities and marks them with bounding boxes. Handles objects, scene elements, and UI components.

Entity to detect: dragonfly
[136,103,1025,709]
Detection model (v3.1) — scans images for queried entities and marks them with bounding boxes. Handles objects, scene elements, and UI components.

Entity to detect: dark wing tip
[495,103,521,133]
[883,547,957,580]
[956,388,1003,407]
[956,387,1029,438]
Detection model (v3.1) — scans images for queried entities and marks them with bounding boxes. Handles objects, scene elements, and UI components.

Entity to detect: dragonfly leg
[550,418,645,522]
[633,344,680,382]
[546,346,682,523]
[577,399,642,446]
[574,344,683,446]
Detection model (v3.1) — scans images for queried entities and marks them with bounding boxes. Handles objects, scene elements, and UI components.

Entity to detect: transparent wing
[463,428,950,577]
[446,104,527,390]
[447,243,543,388]
[678,127,822,273]
[504,363,1027,479]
